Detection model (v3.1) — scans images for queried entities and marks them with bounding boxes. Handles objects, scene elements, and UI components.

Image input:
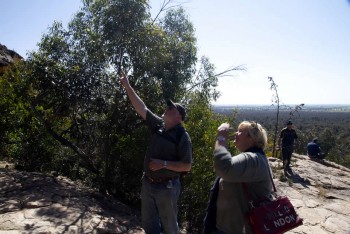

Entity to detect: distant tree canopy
[0,0,235,231]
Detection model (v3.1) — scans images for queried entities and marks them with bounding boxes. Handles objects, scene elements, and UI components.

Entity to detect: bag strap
[242,157,277,203]
[267,162,277,193]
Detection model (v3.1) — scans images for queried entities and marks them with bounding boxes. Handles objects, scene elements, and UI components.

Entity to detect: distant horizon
[212,103,350,106]
[212,103,350,109]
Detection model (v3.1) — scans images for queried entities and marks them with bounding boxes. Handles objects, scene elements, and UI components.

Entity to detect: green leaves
[1,1,236,231]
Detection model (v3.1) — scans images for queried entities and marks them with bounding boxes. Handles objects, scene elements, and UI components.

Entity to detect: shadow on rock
[284,167,311,188]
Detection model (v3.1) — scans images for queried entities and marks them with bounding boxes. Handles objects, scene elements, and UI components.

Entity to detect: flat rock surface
[269,154,350,234]
[1,154,350,233]
[0,167,143,234]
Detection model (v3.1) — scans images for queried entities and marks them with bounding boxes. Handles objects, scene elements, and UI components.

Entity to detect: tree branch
[151,0,188,24]
[214,65,246,77]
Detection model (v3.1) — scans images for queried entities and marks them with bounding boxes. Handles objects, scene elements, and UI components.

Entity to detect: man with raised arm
[119,72,192,234]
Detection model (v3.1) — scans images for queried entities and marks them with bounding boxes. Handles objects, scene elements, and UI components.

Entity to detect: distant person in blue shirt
[307,138,326,160]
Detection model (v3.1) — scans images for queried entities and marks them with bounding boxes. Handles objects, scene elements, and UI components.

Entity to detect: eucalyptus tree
[2,1,236,230]
[0,61,62,171]
[268,76,280,158]
[18,0,212,195]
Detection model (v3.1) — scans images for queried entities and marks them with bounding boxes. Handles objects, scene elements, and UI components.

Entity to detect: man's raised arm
[119,71,147,120]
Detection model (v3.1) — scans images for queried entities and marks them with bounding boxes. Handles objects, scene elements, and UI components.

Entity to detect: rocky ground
[0,165,143,234]
[0,43,22,75]
[269,154,350,234]
[1,154,350,233]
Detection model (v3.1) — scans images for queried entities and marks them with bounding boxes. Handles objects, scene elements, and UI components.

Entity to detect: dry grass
[279,172,287,182]
[315,182,328,198]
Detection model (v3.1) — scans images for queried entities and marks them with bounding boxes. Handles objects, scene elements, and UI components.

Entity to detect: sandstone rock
[269,154,350,234]
[1,154,350,233]
[0,169,143,233]
[0,43,23,75]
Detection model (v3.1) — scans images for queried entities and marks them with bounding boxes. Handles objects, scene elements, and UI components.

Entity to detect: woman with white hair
[204,121,273,234]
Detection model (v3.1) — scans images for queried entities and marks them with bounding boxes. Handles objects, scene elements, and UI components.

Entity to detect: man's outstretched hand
[118,70,129,88]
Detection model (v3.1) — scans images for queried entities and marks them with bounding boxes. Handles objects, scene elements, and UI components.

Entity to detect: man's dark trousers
[282,145,293,169]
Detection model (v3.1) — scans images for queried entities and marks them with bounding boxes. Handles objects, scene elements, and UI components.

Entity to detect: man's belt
[144,175,179,184]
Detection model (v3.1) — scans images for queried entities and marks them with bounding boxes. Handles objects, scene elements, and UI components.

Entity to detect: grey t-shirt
[144,110,192,179]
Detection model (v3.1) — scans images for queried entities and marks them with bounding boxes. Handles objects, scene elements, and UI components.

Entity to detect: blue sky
[2,0,350,105]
